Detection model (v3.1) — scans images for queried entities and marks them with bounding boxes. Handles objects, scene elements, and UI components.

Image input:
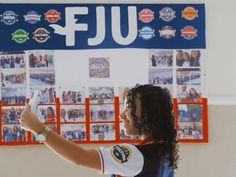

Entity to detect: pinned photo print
[178,122,203,139]
[175,49,201,67]
[90,123,115,141]
[89,87,114,104]
[61,124,86,141]
[90,104,115,122]
[28,50,54,68]
[149,68,173,85]
[2,106,25,124]
[58,86,85,104]
[89,57,110,78]
[2,87,26,104]
[2,125,28,142]
[149,49,173,67]
[178,104,202,122]
[30,87,56,104]
[177,85,202,102]
[176,68,201,85]
[37,105,57,123]
[1,69,26,87]
[0,53,26,69]
[60,105,85,122]
[29,68,55,86]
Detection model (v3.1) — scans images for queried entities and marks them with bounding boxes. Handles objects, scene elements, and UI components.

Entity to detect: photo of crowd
[149,49,173,67]
[90,104,115,122]
[178,104,202,122]
[177,85,202,102]
[89,57,110,78]
[0,54,25,69]
[90,123,115,141]
[176,50,201,67]
[38,105,57,123]
[1,70,26,87]
[2,106,24,124]
[2,87,26,104]
[29,51,54,68]
[89,87,114,104]
[30,87,56,104]
[29,69,55,86]
[59,87,85,104]
[177,122,203,139]
[177,68,201,85]
[149,68,173,85]
[61,124,86,141]
[60,105,85,122]
[2,125,27,142]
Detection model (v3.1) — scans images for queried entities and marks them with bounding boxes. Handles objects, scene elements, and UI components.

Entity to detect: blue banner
[0,3,205,51]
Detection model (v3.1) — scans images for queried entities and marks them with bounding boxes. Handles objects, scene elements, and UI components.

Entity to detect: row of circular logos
[0,9,61,25]
[139,7,199,23]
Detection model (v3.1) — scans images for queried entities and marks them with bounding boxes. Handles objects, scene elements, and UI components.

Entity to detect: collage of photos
[90,123,115,141]
[60,105,85,122]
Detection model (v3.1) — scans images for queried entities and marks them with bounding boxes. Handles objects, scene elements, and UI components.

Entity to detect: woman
[21,84,179,177]
[189,88,201,102]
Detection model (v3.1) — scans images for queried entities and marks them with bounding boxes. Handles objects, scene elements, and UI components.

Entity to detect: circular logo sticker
[12,29,29,43]
[111,145,132,164]
[139,8,154,23]
[24,11,41,24]
[44,9,61,23]
[139,26,155,40]
[0,11,18,25]
[33,28,50,43]
[182,7,198,20]
[159,7,176,22]
[159,26,175,39]
[181,26,197,40]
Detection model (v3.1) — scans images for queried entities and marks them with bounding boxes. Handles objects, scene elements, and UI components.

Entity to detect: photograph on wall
[2,87,26,104]
[1,69,26,87]
[37,105,57,123]
[2,106,25,124]
[89,57,110,78]
[61,124,86,141]
[2,125,27,142]
[178,104,202,122]
[176,68,201,85]
[90,104,115,122]
[149,49,173,67]
[90,123,115,141]
[175,49,201,67]
[28,50,54,68]
[30,87,56,104]
[60,105,85,122]
[177,122,203,140]
[177,85,202,102]
[58,86,85,104]
[0,53,26,69]
[29,68,55,87]
[149,68,173,85]
[32,124,57,142]
[89,87,114,104]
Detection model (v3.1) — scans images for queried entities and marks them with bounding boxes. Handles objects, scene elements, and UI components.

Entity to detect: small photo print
[118,87,130,104]
[90,104,115,122]
[89,87,114,104]
[1,69,26,87]
[61,124,86,141]
[29,68,55,86]
[178,104,202,122]
[175,49,201,67]
[2,87,26,104]
[2,106,25,124]
[177,122,203,139]
[32,124,57,142]
[2,125,28,142]
[120,123,140,140]
[38,105,57,123]
[176,68,201,85]
[28,50,54,68]
[149,49,173,67]
[90,123,115,141]
[0,53,26,69]
[30,87,56,104]
[177,85,202,102]
[149,68,173,85]
[89,57,110,78]
[60,105,85,122]
[58,86,85,104]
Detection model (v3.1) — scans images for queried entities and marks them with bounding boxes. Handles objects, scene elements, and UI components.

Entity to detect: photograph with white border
[60,105,85,123]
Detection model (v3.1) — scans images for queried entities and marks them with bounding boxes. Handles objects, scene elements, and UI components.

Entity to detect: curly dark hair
[127,84,179,171]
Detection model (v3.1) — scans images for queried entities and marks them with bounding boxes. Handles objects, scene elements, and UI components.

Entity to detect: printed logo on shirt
[182,7,198,20]
[0,11,18,25]
[111,145,132,164]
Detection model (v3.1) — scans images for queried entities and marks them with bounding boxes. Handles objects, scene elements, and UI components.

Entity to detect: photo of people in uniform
[61,124,86,141]
[38,105,57,123]
[60,105,85,122]
[149,68,173,85]
[89,87,114,104]
[2,125,27,142]
[90,104,115,122]
[178,122,203,139]
[178,104,202,122]
[177,68,201,85]
[2,87,26,104]
[149,49,173,67]
[1,69,26,87]
[28,50,54,68]
[2,106,24,124]
[58,86,85,104]
[0,53,26,69]
[90,123,115,141]
[177,85,202,102]
[29,69,55,86]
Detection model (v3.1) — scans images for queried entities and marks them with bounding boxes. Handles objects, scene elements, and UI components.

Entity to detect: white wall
[0,1,236,177]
